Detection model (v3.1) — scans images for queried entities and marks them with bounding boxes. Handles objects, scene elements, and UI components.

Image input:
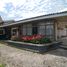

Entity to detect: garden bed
[6,34,60,53]
[11,34,52,44]
[5,40,60,53]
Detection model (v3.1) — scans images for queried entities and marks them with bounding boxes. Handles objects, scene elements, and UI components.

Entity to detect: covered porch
[11,19,55,41]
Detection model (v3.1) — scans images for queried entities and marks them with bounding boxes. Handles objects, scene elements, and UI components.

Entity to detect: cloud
[0,0,67,20]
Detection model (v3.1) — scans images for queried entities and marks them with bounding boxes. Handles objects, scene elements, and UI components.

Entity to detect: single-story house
[0,11,67,41]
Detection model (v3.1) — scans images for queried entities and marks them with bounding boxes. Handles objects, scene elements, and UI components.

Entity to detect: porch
[11,19,55,41]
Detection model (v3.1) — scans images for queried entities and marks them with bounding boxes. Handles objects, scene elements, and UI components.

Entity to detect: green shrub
[26,38,51,44]
[22,38,52,44]
[30,39,40,44]
[40,38,52,44]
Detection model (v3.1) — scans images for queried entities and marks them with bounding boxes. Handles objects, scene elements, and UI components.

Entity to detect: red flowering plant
[21,34,45,43]
[21,34,51,44]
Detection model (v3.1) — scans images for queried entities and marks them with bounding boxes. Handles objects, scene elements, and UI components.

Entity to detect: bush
[30,39,40,44]
[40,38,52,44]
[23,38,52,44]
[12,34,52,44]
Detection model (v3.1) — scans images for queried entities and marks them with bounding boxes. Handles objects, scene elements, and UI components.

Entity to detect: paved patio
[0,41,67,67]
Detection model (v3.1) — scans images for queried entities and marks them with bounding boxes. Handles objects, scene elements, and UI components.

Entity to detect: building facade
[0,11,67,41]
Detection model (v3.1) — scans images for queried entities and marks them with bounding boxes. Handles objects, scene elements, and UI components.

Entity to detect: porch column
[54,22,58,41]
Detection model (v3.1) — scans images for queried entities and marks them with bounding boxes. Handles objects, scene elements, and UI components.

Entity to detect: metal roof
[0,11,67,27]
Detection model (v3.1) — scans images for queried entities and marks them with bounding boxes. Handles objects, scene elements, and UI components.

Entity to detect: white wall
[57,17,67,38]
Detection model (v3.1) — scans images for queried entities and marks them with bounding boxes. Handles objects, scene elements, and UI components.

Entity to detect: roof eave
[0,11,67,28]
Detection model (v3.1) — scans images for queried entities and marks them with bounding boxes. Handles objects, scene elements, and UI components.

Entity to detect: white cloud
[22,12,47,19]
[60,8,67,12]
[0,1,6,11]
[0,0,67,20]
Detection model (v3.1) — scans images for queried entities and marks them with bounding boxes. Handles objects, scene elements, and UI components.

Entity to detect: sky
[0,0,67,21]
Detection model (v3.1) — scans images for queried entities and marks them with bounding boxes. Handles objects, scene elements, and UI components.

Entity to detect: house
[0,11,67,41]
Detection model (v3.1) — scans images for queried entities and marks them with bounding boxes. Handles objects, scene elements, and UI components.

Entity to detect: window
[38,23,45,35]
[38,22,54,39]
[0,29,5,35]
[38,25,45,35]
[32,26,38,35]
[22,25,27,35]
[22,24,32,35]
[27,24,32,35]
[11,28,18,36]
[46,25,54,35]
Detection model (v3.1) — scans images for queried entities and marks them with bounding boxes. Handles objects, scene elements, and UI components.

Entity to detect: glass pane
[22,25,27,35]
[38,25,45,35]
[46,21,53,25]
[22,24,32,35]
[32,27,38,35]
[27,24,32,35]
[38,22,45,26]
[46,25,54,35]
[0,29,4,34]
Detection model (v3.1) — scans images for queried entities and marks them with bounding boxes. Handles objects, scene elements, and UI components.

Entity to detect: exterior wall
[11,27,19,37]
[11,25,21,39]
[56,16,67,39]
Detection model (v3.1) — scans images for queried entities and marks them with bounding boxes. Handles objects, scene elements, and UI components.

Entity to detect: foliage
[11,34,52,44]
[0,64,5,67]
[30,39,40,44]
[21,34,44,41]
[21,34,52,44]
[40,38,52,44]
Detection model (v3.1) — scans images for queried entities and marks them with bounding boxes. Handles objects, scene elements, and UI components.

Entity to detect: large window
[46,25,54,36]
[22,24,32,35]
[22,21,54,40]
[38,21,54,39]
[38,23,46,35]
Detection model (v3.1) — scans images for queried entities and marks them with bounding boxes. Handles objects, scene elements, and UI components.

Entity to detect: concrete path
[0,42,67,67]
[59,37,67,49]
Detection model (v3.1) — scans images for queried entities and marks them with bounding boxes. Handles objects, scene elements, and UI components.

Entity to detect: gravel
[0,42,67,67]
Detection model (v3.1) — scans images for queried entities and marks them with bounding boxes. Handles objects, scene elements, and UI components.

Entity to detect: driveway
[0,42,67,67]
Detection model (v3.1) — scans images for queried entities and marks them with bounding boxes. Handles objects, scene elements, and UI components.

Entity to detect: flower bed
[11,34,52,44]
[21,34,52,44]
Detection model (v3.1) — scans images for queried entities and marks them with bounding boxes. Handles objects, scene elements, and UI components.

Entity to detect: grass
[0,64,6,67]
[0,40,6,44]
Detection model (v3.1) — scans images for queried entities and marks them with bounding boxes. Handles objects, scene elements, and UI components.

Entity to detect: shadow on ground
[46,43,67,58]
[4,41,67,58]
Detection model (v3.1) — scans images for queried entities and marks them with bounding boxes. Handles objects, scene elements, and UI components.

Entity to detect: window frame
[0,28,5,35]
[11,27,18,36]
